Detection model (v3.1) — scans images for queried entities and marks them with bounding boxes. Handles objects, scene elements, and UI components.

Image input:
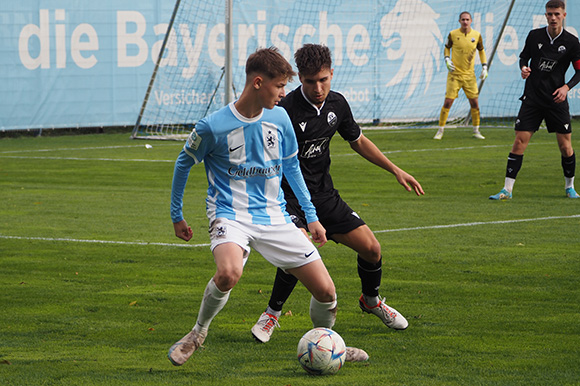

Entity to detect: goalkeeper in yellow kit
[434,11,488,140]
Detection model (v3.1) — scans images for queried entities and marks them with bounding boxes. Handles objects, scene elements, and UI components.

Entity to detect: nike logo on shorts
[305,250,315,258]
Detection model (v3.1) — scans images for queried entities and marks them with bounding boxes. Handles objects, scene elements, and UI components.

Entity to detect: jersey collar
[300,86,326,116]
[229,101,263,123]
[545,25,563,45]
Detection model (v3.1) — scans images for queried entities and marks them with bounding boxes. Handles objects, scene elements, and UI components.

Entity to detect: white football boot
[167,328,207,366]
[359,295,409,330]
[251,312,280,343]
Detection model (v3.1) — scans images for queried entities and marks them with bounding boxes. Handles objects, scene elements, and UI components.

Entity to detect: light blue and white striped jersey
[171,102,318,226]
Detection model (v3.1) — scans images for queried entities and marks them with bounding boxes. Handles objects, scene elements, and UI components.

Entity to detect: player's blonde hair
[245,47,296,81]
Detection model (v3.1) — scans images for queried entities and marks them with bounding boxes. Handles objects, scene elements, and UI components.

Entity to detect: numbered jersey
[279,87,362,199]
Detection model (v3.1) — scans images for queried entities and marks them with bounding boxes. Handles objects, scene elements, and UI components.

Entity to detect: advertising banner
[1,0,579,130]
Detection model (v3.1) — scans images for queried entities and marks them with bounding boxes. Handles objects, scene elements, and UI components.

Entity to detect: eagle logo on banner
[380,0,444,99]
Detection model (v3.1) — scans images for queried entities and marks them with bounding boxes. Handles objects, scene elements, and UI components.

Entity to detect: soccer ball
[297,327,346,375]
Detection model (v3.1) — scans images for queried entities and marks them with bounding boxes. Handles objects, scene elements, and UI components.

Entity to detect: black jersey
[279,87,362,199]
[519,27,580,107]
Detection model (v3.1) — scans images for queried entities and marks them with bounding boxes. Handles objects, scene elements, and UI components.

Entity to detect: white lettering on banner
[17,8,528,78]
[497,26,519,66]
[19,9,98,70]
[180,23,207,78]
[117,11,149,68]
[153,89,216,106]
[347,25,370,66]
[341,88,371,103]
[568,89,580,99]
[152,23,177,67]
[319,11,343,65]
[19,9,50,69]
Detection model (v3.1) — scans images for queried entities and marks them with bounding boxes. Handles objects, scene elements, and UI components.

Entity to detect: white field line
[374,214,580,233]
[0,144,177,154]
[0,142,551,162]
[0,155,175,162]
[2,214,578,248]
[336,141,550,157]
[0,235,210,248]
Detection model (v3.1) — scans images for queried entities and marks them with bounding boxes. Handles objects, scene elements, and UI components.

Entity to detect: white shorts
[209,218,321,271]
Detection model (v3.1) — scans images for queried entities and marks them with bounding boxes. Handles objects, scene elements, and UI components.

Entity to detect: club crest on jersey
[266,129,276,148]
[558,45,566,54]
[327,112,337,127]
[538,57,557,72]
[471,37,475,43]
[187,129,202,150]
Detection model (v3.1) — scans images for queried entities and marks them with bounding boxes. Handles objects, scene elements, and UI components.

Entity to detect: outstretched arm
[349,134,424,196]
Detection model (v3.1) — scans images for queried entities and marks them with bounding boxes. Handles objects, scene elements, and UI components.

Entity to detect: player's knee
[311,283,336,303]
[558,142,574,157]
[213,269,242,291]
[357,239,382,264]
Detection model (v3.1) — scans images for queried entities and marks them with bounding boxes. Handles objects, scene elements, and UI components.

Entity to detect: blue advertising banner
[1,0,579,130]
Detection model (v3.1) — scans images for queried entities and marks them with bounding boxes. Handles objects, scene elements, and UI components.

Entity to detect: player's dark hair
[246,47,296,81]
[294,44,332,76]
[546,0,565,10]
[459,11,472,20]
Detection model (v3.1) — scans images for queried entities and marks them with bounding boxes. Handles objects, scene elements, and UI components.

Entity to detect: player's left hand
[480,64,488,80]
[307,221,327,247]
[553,85,569,104]
[396,171,425,196]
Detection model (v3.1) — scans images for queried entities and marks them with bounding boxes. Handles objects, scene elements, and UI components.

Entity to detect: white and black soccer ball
[297,327,346,375]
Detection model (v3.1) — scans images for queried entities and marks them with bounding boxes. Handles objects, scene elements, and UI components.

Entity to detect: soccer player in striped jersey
[167,47,366,366]
[490,0,580,200]
[434,11,488,140]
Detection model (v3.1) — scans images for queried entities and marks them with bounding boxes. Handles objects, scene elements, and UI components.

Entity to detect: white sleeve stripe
[282,150,298,160]
[183,147,201,164]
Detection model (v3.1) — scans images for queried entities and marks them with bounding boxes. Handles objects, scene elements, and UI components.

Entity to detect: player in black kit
[490,0,580,200]
[251,44,424,348]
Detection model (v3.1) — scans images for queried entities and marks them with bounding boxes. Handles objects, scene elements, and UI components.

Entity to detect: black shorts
[515,99,572,134]
[284,192,366,241]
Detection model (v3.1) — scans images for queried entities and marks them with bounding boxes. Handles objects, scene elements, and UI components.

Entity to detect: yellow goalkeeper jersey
[445,28,487,76]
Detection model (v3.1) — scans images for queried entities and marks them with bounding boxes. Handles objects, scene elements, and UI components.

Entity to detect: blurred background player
[251,44,424,344]
[490,0,580,200]
[434,11,488,140]
[168,47,366,366]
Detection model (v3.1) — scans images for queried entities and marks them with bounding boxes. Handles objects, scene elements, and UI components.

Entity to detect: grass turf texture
[1,126,579,385]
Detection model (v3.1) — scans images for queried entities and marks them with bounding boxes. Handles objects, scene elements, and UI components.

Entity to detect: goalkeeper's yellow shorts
[445,73,479,100]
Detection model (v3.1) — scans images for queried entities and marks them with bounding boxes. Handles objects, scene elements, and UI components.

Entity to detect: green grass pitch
[1,126,579,385]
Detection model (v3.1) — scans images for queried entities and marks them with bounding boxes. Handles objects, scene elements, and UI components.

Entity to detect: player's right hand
[307,221,327,248]
[521,66,531,79]
[445,57,455,72]
[173,219,193,241]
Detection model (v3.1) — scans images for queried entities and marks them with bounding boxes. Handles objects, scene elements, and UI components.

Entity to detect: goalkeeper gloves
[445,57,455,72]
[480,64,488,80]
